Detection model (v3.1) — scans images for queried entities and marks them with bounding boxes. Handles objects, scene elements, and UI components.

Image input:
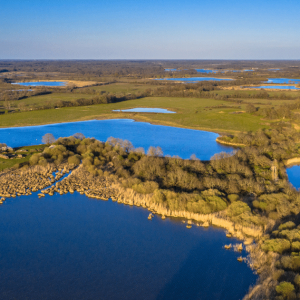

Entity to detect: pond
[0,192,257,300]
[0,119,233,160]
[11,81,66,87]
[155,77,233,83]
[286,165,300,189]
[195,69,217,73]
[165,68,177,71]
[249,85,299,90]
[112,108,176,113]
[265,78,300,84]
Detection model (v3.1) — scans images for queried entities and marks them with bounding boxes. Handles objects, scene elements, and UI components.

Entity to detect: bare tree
[147,146,163,157]
[73,133,85,140]
[42,133,56,145]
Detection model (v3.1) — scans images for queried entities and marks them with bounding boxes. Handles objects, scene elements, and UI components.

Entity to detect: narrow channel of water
[11,81,66,87]
[156,77,233,82]
[0,193,257,300]
[249,85,299,90]
[112,108,176,113]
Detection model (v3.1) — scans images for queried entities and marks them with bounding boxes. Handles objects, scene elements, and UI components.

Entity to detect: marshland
[1,60,300,299]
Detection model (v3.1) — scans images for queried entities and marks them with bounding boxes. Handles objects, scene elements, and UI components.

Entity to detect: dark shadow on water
[156,238,253,300]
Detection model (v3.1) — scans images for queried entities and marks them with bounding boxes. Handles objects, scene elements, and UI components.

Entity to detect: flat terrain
[0,96,271,133]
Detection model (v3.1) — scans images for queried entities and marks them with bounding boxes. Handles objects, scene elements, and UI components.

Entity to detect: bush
[227,201,251,217]
[294,274,300,288]
[246,104,256,113]
[68,155,81,166]
[276,282,295,299]
[279,229,300,242]
[262,239,290,254]
[29,153,40,165]
[292,241,300,252]
[227,194,239,202]
[132,181,159,194]
[279,222,296,231]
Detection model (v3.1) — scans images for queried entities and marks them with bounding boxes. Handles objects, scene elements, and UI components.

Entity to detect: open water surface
[0,193,257,300]
[286,166,300,189]
[265,78,300,84]
[12,81,66,87]
[249,85,299,90]
[156,77,233,82]
[0,119,233,160]
[112,108,175,113]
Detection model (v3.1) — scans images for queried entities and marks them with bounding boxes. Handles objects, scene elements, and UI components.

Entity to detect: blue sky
[0,0,299,59]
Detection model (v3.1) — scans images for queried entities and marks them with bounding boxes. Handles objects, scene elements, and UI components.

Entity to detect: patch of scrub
[112,108,176,113]
[12,81,66,87]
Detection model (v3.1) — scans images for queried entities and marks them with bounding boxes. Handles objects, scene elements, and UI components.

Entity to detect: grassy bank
[0,96,269,133]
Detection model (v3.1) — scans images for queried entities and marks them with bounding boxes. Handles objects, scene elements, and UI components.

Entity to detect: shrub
[275,282,295,299]
[122,178,141,188]
[292,241,300,252]
[68,155,81,166]
[279,229,300,242]
[227,201,251,217]
[262,239,290,254]
[279,222,296,231]
[29,153,40,165]
[294,274,300,288]
[227,194,239,203]
[132,181,159,194]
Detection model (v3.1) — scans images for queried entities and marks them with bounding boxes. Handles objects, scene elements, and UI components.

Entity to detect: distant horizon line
[1,59,300,61]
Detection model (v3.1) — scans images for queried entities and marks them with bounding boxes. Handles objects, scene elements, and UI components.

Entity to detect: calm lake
[156,77,233,83]
[266,78,300,84]
[0,192,257,300]
[112,108,176,113]
[249,85,299,90]
[286,166,300,189]
[0,119,233,160]
[12,81,66,87]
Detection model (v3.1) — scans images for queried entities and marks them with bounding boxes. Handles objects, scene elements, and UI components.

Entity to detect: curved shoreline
[216,137,245,147]
[0,115,239,134]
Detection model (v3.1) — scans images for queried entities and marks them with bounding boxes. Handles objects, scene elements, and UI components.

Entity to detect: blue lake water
[287,166,300,189]
[112,108,176,113]
[12,81,66,87]
[165,68,177,71]
[266,78,300,84]
[195,69,217,73]
[156,77,233,83]
[249,85,299,90]
[0,193,257,300]
[0,119,233,160]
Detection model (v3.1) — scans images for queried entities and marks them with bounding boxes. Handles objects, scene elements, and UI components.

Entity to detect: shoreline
[0,115,240,135]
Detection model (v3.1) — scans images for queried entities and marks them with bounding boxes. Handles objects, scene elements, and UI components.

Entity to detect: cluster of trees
[20,127,298,225]
[9,124,300,299]
[1,60,299,80]
[245,101,300,120]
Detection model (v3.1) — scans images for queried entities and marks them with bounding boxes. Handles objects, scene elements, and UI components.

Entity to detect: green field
[91,83,152,94]
[12,92,96,109]
[0,96,272,133]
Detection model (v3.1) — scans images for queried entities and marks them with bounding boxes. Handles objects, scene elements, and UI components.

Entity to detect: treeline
[244,101,300,120]
[1,60,299,80]
[17,126,300,225]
